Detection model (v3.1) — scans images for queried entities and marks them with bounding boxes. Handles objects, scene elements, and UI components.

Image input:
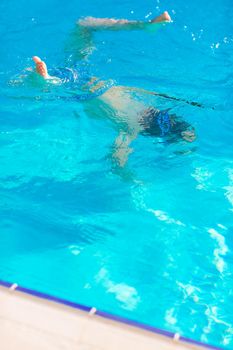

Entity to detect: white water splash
[191,167,214,191]
[148,209,186,227]
[223,169,233,207]
[208,228,228,273]
[177,282,200,303]
[96,268,140,310]
[165,308,177,325]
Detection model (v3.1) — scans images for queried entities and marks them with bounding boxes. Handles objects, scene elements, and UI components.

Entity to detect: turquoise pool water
[0,0,233,348]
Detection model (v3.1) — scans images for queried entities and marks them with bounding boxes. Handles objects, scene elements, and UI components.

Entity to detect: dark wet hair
[139,107,194,142]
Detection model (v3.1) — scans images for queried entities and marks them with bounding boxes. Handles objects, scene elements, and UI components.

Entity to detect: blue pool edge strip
[0,279,223,350]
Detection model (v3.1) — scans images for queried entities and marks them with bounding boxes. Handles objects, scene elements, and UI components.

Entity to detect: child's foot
[151,11,172,23]
[32,56,49,78]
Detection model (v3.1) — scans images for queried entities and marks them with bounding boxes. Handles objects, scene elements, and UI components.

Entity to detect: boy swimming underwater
[32,11,196,167]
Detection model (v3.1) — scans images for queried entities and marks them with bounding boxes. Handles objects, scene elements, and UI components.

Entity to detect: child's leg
[78,11,171,30]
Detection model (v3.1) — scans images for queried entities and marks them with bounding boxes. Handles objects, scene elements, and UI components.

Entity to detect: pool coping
[0,278,223,350]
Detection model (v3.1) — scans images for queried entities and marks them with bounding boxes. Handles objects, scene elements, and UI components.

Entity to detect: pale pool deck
[0,284,216,350]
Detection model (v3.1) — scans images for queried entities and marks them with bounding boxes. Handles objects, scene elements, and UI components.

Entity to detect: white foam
[208,228,228,273]
[224,169,233,207]
[96,268,140,311]
[148,209,185,227]
[165,308,177,325]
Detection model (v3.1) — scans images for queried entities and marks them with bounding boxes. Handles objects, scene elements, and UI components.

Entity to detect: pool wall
[0,279,222,350]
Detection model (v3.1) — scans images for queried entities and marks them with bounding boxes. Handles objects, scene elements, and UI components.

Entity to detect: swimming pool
[0,0,233,348]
